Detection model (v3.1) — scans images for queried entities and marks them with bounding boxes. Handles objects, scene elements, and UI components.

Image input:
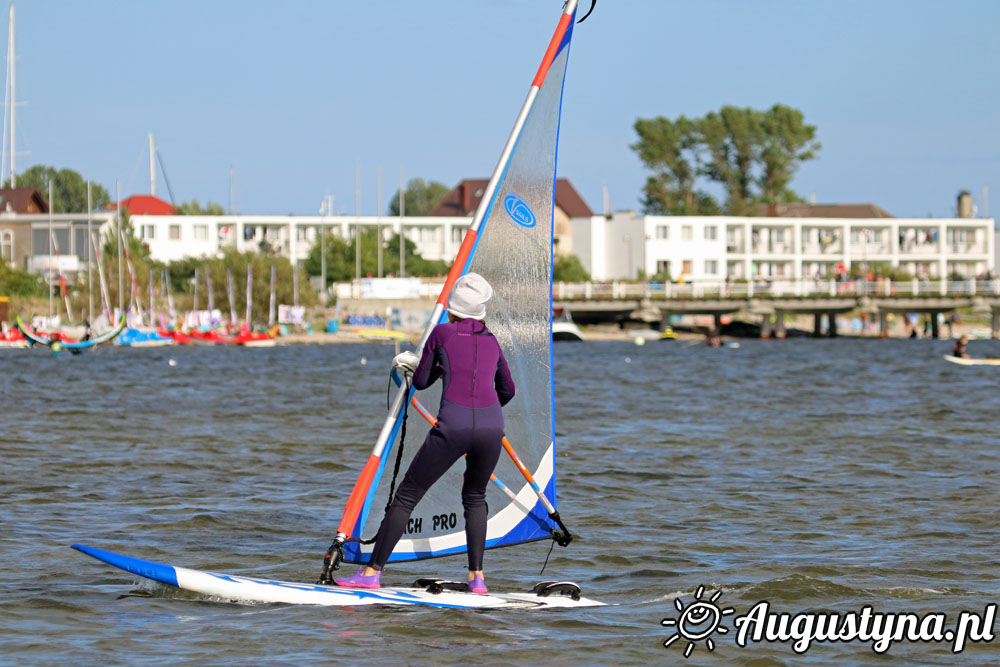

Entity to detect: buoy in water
[168,359,177,366]
[624,356,631,363]
[360,356,368,365]
[633,337,645,346]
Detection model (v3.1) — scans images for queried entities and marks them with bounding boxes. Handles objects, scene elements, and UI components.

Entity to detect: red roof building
[430,178,593,256]
[111,194,174,216]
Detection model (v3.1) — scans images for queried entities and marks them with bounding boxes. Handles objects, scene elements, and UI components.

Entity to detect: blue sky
[7,0,1000,219]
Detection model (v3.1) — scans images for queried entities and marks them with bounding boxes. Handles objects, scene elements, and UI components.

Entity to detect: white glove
[393,351,419,375]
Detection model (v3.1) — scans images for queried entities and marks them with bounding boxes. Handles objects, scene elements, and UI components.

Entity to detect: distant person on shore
[952,334,970,359]
[335,273,515,595]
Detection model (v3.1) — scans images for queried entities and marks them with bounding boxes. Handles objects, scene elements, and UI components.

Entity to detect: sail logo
[504,193,536,228]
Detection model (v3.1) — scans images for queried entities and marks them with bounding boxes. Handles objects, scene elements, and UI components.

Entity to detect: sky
[6,0,1000,220]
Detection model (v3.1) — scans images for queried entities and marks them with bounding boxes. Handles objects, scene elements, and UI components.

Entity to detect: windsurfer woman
[335,273,516,594]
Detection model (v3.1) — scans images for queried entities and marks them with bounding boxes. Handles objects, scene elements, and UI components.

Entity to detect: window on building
[420,227,437,242]
[169,225,181,241]
[704,225,717,241]
[297,226,309,241]
[773,228,785,243]
[194,224,209,241]
[704,259,718,274]
[682,259,693,275]
[681,225,692,241]
[0,230,12,261]
[656,260,671,276]
[656,225,669,240]
[451,227,463,243]
[141,224,156,240]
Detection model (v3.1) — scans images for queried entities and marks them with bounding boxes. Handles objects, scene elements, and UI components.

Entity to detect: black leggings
[367,412,503,571]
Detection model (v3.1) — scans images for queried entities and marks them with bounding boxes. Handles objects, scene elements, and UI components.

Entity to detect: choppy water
[3,338,1000,664]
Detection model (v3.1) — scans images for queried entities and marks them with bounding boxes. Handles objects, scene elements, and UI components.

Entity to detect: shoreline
[275,320,995,345]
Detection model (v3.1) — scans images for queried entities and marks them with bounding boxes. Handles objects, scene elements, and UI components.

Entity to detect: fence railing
[553,278,1000,300]
[334,278,1000,301]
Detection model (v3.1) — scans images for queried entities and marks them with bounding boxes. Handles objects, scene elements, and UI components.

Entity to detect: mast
[47,179,52,319]
[354,160,361,287]
[245,265,252,325]
[148,268,155,326]
[206,268,214,313]
[226,268,236,325]
[8,2,14,188]
[268,264,276,327]
[377,163,382,278]
[399,164,405,277]
[87,181,93,323]
[116,180,123,315]
[148,133,156,196]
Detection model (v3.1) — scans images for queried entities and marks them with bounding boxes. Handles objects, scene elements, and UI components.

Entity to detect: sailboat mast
[47,179,52,319]
[245,265,252,325]
[8,2,14,188]
[148,133,156,196]
[377,163,382,279]
[354,161,361,285]
[116,180,123,315]
[226,268,236,325]
[399,164,405,278]
[87,181,93,323]
[268,264,276,327]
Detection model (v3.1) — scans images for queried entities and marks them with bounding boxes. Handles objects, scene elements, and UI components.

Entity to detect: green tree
[632,115,717,215]
[553,254,590,282]
[758,104,821,204]
[632,104,819,216]
[4,165,112,212]
[700,106,762,215]
[387,178,451,216]
[176,199,226,215]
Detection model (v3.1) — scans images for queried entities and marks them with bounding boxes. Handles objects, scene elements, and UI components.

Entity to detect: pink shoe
[468,574,488,594]
[334,567,381,589]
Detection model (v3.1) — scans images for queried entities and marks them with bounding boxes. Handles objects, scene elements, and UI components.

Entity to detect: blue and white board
[72,544,602,610]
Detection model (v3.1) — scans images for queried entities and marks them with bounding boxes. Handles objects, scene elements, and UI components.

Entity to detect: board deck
[944,355,1000,366]
[72,544,603,610]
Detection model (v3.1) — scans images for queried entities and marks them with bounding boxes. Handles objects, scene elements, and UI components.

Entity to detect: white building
[574,211,996,282]
[133,213,471,269]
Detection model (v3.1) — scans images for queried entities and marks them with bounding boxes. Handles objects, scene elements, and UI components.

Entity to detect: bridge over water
[553,278,1000,339]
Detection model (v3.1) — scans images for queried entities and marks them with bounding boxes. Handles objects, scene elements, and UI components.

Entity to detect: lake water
[3,338,1000,664]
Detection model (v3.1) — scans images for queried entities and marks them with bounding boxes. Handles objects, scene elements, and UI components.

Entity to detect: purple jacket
[413,318,515,409]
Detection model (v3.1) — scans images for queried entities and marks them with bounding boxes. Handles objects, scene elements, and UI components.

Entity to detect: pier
[552,278,1000,339]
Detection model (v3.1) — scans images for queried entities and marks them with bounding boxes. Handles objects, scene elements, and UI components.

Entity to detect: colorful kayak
[72,544,601,610]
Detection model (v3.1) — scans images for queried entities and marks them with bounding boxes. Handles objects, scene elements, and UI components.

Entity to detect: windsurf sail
[321,0,583,580]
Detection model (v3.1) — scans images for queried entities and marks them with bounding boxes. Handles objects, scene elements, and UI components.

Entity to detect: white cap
[447,272,493,320]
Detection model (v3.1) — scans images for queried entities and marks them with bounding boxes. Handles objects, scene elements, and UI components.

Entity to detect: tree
[632,116,717,215]
[387,178,451,216]
[632,104,819,216]
[758,104,821,204]
[4,165,112,212]
[176,199,226,215]
[554,254,590,282]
